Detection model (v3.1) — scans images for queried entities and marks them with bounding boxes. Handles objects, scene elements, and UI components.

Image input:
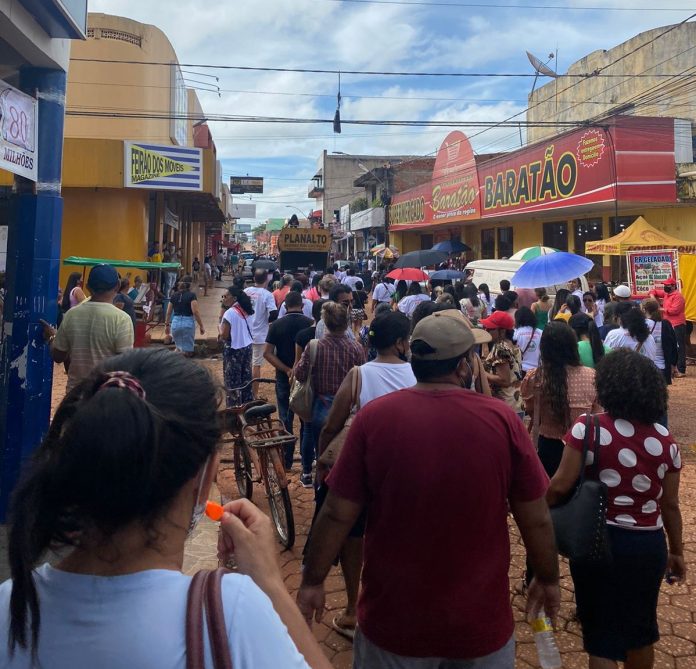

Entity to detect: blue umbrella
[430,269,466,280]
[510,252,594,288]
[432,240,472,253]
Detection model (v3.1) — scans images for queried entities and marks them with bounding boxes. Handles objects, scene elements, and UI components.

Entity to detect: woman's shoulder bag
[186,568,232,669]
[550,413,612,564]
[289,339,318,422]
[318,367,362,467]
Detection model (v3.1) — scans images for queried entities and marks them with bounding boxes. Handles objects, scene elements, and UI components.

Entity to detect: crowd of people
[7,256,687,669]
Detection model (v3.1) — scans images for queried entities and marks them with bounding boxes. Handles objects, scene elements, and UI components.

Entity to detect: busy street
[3,2,696,668]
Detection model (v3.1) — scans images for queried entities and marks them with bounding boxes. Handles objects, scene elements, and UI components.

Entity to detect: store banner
[389,131,480,230]
[680,254,696,322]
[626,249,678,295]
[0,83,38,181]
[479,117,676,218]
[124,142,202,191]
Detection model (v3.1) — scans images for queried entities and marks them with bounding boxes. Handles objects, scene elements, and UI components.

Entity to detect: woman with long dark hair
[553,293,581,323]
[604,305,657,362]
[513,306,542,372]
[642,298,678,386]
[521,321,599,477]
[164,275,205,356]
[569,312,610,368]
[548,350,684,668]
[549,288,570,321]
[219,285,255,406]
[392,279,409,307]
[460,283,486,324]
[477,283,492,312]
[397,281,431,318]
[61,272,86,315]
[0,348,329,668]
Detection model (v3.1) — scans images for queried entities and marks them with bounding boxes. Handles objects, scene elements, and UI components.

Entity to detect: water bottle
[531,609,562,669]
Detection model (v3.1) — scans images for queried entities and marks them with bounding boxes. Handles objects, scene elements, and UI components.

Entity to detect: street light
[285,205,309,218]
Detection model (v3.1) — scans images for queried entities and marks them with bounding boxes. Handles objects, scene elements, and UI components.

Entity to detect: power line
[328,0,692,9]
[69,57,696,79]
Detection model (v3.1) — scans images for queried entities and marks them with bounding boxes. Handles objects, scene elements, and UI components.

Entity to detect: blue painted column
[0,68,66,520]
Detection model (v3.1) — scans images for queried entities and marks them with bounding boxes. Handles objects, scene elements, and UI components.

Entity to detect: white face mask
[188,457,211,537]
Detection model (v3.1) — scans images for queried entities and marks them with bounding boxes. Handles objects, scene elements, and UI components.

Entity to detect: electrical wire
[328,0,695,9]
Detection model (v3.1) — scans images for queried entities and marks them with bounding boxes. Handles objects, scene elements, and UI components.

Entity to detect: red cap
[480,310,515,331]
[662,278,677,286]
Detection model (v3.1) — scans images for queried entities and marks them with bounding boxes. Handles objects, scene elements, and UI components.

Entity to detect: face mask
[188,457,211,537]
[397,346,410,362]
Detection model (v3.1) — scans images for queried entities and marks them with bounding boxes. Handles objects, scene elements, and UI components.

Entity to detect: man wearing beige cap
[298,310,559,668]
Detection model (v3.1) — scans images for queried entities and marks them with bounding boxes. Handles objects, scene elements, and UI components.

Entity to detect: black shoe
[300,473,313,488]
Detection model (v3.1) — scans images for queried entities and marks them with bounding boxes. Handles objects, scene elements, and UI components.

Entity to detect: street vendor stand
[62,256,181,347]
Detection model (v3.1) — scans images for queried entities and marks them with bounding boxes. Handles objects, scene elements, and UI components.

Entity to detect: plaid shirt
[294,333,366,396]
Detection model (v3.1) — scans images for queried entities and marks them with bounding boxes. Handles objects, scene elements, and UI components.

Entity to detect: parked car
[241,258,254,280]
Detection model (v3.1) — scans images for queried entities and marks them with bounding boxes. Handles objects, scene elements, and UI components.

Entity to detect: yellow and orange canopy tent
[585,217,696,255]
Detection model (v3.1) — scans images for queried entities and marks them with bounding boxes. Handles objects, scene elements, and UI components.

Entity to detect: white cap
[613,284,631,298]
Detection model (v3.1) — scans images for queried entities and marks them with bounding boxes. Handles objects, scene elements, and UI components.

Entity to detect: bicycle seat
[224,399,266,415]
[244,404,276,421]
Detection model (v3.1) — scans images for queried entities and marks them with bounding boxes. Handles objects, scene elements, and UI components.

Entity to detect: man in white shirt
[342,268,360,290]
[244,269,279,394]
[371,277,395,313]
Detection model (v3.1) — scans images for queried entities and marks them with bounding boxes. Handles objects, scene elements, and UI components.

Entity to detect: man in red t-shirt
[650,278,687,377]
[298,310,559,667]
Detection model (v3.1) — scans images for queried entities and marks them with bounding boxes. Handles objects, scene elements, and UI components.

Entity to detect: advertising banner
[0,82,38,181]
[480,117,675,218]
[389,131,480,230]
[230,176,264,194]
[124,142,202,191]
[626,249,678,295]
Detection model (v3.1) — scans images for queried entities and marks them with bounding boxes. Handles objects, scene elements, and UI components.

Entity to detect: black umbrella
[251,259,278,271]
[432,239,472,253]
[394,249,449,268]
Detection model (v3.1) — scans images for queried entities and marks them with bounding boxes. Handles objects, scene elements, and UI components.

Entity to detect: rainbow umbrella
[509,246,560,261]
[371,244,400,258]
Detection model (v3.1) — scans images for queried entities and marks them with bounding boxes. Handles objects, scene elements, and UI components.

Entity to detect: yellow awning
[585,216,696,255]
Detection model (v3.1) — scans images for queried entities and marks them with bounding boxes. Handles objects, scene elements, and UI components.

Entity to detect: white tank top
[358,361,417,408]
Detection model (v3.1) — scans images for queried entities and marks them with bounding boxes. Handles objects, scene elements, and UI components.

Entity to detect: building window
[573,218,603,255]
[481,229,495,259]
[610,215,638,235]
[420,234,433,250]
[497,227,513,258]
[542,221,568,251]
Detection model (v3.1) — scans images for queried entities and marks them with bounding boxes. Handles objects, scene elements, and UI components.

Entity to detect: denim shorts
[171,315,195,352]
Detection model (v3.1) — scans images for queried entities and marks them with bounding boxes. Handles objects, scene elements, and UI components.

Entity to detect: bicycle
[217,378,296,549]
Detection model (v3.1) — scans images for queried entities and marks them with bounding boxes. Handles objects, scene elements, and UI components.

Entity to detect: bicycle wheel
[261,449,295,549]
[233,441,254,501]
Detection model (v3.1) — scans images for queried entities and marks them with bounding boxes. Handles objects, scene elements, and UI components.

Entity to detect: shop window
[420,234,433,250]
[497,227,513,258]
[542,221,568,251]
[481,229,495,259]
[573,218,603,256]
[609,216,639,282]
[610,215,638,235]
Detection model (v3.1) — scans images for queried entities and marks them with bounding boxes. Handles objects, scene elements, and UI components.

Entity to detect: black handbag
[550,414,612,564]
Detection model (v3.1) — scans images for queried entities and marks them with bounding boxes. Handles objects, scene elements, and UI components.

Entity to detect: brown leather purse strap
[205,568,233,669]
[186,570,210,669]
[186,569,233,669]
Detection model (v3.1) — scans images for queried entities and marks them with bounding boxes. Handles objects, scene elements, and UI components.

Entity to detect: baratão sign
[278,229,332,253]
[124,142,202,191]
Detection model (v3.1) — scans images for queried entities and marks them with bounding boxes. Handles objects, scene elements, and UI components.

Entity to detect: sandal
[331,615,356,641]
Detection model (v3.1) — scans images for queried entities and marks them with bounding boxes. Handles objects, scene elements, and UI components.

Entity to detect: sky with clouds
[88,0,696,224]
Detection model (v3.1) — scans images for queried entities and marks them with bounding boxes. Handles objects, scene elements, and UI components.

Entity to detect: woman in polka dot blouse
[547,349,685,668]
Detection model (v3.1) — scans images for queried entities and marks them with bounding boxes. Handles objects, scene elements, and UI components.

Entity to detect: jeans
[304,394,335,475]
[674,323,687,373]
[275,373,295,469]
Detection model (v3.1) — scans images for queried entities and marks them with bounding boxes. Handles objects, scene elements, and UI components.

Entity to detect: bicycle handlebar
[226,378,277,392]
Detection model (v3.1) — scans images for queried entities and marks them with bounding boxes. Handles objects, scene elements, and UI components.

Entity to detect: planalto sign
[277,229,332,253]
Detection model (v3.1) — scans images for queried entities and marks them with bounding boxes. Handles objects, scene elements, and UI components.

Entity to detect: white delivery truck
[465,258,590,300]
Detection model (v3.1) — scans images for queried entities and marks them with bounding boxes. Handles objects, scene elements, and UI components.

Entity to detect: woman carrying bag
[312,312,415,641]
[547,349,685,669]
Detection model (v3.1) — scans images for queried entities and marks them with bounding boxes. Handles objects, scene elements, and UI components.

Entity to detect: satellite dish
[526,51,558,78]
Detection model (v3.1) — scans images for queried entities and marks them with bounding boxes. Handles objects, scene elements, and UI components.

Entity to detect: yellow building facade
[0,13,226,286]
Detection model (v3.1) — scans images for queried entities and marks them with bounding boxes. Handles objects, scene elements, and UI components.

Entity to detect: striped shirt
[53,301,134,392]
[294,332,365,396]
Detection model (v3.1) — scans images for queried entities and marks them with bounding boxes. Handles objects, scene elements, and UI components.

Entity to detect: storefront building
[389,116,695,281]
[29,13,225,287]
